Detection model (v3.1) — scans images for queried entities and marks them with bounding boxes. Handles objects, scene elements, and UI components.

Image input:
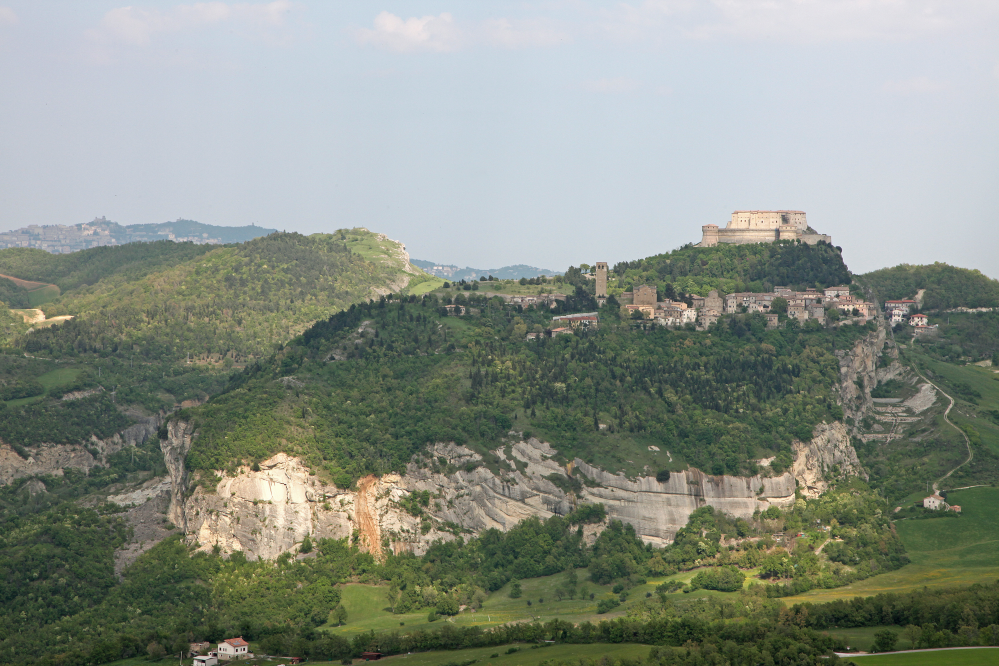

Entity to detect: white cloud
[596,0,997,43]
[88,1,293,47]
[355,11,463,53]
[355,12,569,52]
[884,76,948,94]
[581,77,641,93]
[0,6,17,26]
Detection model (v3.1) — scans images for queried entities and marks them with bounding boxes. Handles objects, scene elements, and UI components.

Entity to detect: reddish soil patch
[355,475,383,561]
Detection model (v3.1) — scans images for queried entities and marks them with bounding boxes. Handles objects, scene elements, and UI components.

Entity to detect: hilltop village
[436,210,937,336]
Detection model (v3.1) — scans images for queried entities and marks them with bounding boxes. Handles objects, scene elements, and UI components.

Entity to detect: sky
[0,2,997,277]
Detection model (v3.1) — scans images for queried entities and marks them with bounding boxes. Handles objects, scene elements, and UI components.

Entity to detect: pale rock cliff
[0,412,161,486]
[161,419,197,530]
[835,321,905,428]
[177,436,836,560]
[791,422,867,498]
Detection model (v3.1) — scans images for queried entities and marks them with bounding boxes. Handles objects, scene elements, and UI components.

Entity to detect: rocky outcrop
[835,321,905,428]
[160,420,196,531]
[0,412,162,486]
[792,422,867,498]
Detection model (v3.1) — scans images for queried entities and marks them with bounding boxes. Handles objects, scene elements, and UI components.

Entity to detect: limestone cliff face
[182,453,448,560]
[835,321,904,428]
[160,420,197,531]
[178,438,807,559]
[0,412,162,486]
[792,422,867,498]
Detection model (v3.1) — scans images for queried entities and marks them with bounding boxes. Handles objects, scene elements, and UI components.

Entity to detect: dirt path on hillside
[355,475,383,561]
[12,309,73,328]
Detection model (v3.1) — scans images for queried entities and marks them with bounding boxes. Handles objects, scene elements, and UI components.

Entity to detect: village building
[823,285,851,300]
[624,304,655,318]
[552,313,599,329]
[190,643,212,656]
[549,326,573,336]
[884,299,916,315]
[632,284,657,307]
[909,313,928,326]
[193,657,218,666]
[443,304,466,316]
[765,313,780,329]
[217,638,251,661]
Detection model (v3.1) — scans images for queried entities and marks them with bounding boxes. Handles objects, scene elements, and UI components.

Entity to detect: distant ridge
[412,259,561,281]
[0,217,277,254]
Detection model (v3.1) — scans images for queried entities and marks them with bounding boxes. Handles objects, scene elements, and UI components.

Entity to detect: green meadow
[784,486,999,604]
[841,647,999,666]
[324,570,685,639]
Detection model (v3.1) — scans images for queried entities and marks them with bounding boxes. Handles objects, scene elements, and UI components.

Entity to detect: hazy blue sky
[1,2,996,276]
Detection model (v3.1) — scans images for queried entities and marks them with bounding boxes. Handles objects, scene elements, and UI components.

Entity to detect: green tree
[873,629,898,653]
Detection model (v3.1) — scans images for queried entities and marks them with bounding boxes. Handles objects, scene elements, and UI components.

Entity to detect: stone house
[443,304,466,316]
[190,642,211,656]
[765,313,780,329]
[633,284,657,307]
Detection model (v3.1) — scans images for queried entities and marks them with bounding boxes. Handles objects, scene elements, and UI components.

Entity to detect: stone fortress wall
[700,210,832,247]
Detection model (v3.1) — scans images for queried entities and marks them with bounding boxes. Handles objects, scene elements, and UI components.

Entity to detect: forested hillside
[183,286,870,485]
[0,229,432,424]
[859,262,999,309]
[606,240,850,298]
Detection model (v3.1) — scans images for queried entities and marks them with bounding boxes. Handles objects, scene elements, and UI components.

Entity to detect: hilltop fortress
[700,210,832,247]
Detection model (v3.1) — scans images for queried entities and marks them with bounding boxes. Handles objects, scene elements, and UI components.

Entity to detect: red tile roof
[223,638,248,648]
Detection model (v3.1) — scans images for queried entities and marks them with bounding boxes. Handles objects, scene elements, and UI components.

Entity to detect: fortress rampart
[700,210,831,247]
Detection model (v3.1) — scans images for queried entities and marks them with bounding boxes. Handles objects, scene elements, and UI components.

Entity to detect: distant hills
[411,259,561,281]
[0,217,276,254]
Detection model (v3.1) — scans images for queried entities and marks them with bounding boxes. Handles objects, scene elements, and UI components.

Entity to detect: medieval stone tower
[595,262,608,299]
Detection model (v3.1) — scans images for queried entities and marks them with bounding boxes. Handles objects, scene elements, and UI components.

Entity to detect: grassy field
[841,647,999,665]
[784,486,999,604]
[409,278,446,295]
[38,367,81,391]
[917,355,999,459]
[28,283,61,306]
[324,570,687,639]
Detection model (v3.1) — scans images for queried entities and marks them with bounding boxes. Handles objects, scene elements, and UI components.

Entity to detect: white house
[923,494,946,510]
[217,638,250,661]
[909,313,928,326]
[884,299,916,315]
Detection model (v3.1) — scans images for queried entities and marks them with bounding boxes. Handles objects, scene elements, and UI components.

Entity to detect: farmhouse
[217,638,251,661]
[923,494,946,510]
[909,313,928,326]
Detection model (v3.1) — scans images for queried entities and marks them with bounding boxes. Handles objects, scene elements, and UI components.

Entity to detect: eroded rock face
[0,412,162,486]
[161,419,196,531]
[836,320,905,428]
[792,422,867,498]
[182,453,447,560]
[179,437,813,559]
